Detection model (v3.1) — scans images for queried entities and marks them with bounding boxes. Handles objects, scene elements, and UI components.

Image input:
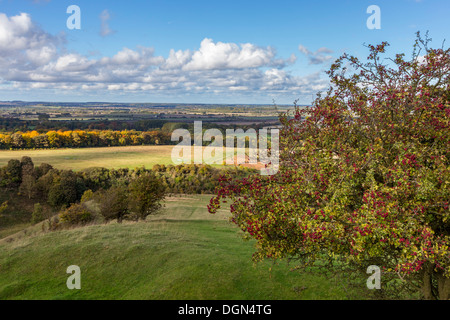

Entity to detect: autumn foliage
[0,129,171,149]
[209,34,450,299]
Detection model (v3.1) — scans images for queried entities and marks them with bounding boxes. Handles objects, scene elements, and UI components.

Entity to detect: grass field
[0,145,260,171]
[0,146,175,171]
[0,195,358,300]
[0,147,370,300]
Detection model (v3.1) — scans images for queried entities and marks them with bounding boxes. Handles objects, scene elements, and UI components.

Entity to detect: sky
[0,0,448,105]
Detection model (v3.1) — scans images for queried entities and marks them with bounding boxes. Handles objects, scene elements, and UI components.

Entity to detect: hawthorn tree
[19,156,36,199]
[209,33,450,300]
[128,172,166,220]
[98,185,129,223]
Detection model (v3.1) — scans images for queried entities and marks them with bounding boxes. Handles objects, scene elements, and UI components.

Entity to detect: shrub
[0,201,8,219]
[97,185,129,223]
[80,189,94,203]
[31,203,45,225]
[128,172,166,220]
[48,170,86,208]
[59,203,94,225]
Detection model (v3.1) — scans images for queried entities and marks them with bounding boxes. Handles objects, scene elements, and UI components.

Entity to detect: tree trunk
[422,266,433,300]
[437,273,450,300]
[422,264,450,300]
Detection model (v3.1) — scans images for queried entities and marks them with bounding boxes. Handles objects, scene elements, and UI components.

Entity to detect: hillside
[0,195,351,300]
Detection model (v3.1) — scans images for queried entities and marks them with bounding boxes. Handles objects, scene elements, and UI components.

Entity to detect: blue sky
[0,0,448,104]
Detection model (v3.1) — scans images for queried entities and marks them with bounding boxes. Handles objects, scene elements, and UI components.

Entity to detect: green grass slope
[0,195,351,300]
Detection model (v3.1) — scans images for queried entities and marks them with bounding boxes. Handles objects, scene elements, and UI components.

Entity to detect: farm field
[0,145,263,171]
[0,195,353,300]
[0,146,175,171]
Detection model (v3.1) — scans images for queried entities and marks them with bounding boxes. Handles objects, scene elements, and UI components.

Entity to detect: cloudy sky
[0,0,448,104]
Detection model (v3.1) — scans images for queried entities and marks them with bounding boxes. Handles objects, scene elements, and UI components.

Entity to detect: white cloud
[53,53,94,72]
[25,45,57,65]
[0,12,57,52]
[99,9,115,37]
[298,45,334,65]
[102,47,163,66]
[184,38,281,70]
[164,49,193,69]
[0,12,330,102]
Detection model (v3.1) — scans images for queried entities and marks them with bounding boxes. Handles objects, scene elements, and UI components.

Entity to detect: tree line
[0,129,173,149]
[0,121,273,149]
[0,118,169,132]
[0,156,255,228]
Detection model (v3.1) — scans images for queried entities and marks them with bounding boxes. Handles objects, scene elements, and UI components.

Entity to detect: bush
[80,189,94,203]
[59,203,94,225]
[97,185,129,223]
[128,172,166,220]
[47,170,86,208]
[0,201,8,220]
[31,203,45,225]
